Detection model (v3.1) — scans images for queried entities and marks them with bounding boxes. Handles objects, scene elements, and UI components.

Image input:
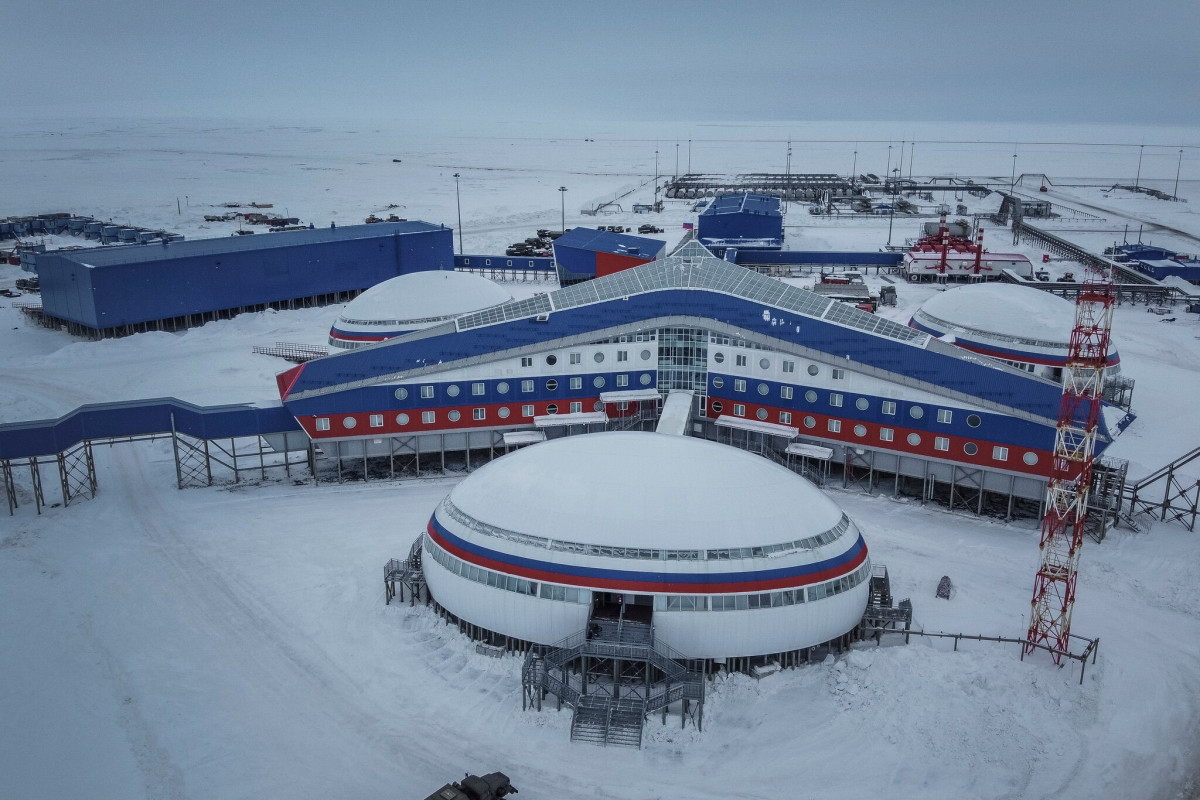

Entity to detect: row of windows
[316,400,621,431]
[424,536,589,603]
[653,562,872,612]
[438,498,852,563]
[705,404,1035,464]
[395,373,653,402]
[519,349,655,369]
[460,257,546,268]
[709,380,980,428]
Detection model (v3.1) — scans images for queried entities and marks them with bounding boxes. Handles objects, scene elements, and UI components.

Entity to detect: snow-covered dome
[909,283,1120,373]
[328,270,512,349]
[449,432,844,551]
[422,431,871,657]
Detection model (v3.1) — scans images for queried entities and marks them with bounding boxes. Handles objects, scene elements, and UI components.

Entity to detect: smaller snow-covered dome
[329,271,512,349]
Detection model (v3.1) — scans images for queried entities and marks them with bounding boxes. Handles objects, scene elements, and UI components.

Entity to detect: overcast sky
[7,0,1198,125]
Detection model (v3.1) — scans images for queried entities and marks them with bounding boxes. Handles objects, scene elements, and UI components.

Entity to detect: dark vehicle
[637,224,663,234]
[606,225,626,233]
[1040,185,1049,192]
[421,772,517,800]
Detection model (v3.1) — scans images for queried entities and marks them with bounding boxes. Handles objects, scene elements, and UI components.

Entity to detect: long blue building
[34,221,453,336]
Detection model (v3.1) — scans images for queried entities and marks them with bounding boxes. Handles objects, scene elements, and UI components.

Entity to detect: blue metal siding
[732,250,903,267]
[36,225,453,329]
[698,194,783,243]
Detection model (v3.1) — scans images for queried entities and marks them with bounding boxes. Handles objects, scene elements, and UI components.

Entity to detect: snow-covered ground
[3,118,1200,800]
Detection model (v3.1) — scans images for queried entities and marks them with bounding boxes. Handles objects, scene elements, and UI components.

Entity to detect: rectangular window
[520,357,533,367]
[882,400,897,416]
[420,385,434,399]
[521,379,534,393]
[569,401,582,414]
[570,376,582,390]
[736,354,748,367]
[616,374,629,387]
[570,352,581,365]
[783,360,795,373]
[421,411,436,424]
[472,382,486,396]
[617,401,629,411]
[617,350,628,362]
[780,386,793,400]
[369,414,383,428]
[829,393,843,407]
[780,411,792,425]
[938,409,953,424]
[828,419,842,433]
[315,417,330,431]
[935,436,950,451]
[733,404,746,417]
[993,446,1009,461]
[522,404,535,417]
[832,368,845,380]
[473,408,486,421]
[880,427,894,442]
[734,379,747,392]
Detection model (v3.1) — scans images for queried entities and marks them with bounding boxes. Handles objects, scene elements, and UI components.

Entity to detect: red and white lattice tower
[1025,269,1115,663]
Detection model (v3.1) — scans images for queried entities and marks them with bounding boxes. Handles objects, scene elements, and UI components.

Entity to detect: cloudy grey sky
[7,0,1198,124]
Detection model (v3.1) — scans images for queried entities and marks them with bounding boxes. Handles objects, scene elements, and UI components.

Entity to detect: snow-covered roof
[447,431,843,551]
[913,283,1075,344]
[336,270,512,327]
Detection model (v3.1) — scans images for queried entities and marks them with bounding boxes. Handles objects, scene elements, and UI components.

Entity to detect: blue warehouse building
[552,228,666,285]
[34,221,453,337]
[697,193,784,254]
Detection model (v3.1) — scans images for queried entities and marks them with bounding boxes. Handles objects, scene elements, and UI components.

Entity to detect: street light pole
[675,143,679,181]
[1135,144,1144,189]
[654,150,659,207]
[453,172,463,254]
[688,139,691,174]
[1175,148,1184,200]
[1011,152,1017,195]
[888,168,898,247]
[558,186,567,233]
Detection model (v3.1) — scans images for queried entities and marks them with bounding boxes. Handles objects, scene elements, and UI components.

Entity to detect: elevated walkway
[655,390,693,436]
[1122,445,1200,532]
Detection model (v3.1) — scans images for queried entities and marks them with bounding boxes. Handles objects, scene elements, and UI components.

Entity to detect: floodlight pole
[888,168,898,247]
[1135,144,1144,189]
[1011,152,1018,195]
[898,140,905,197]
[675,143,679,181]
[688,139,692,174]
[851,147,857,184]
[558,186,567,233]
[1175,149,1183,200]
[654,150,659,205]
[909,141,915,182]
[453,172,463,254]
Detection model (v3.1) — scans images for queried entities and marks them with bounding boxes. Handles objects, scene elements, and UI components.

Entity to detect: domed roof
[448,431,844,551]
[913,283,1074,343]
[339,270,511,325]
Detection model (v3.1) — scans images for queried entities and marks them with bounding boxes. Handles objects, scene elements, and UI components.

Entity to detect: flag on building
[682,222,694,230]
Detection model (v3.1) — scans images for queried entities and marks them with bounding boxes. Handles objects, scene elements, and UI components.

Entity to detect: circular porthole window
[593,376,605,388]
[803,416,816,428]
[639,374,652,386]
[594,352,605,363]
[757,383,769,396]
[805,390,817,403]
[907,433,921,446]
[808,365,819,376]
[497,407,510,419]
[713,352,725,364]
[967,414,981,428]
[854,424,867,437]
[394,387,408,401]
[446,384,460,397]
[343,417,357,429]
[641,349,652,361]
[964,442,978,456]
[546,379,558,391]
[447,410,461,422]
[546,403,558,415]
[711,401,724,413]
[712,376,724,389]
[759,358,770,370]
[1023,452,1039,465]
[546,354,557,366]
[396,413,409,425]
[909,406,924,420]
[496,381,509,394]
[756,409,768,420]
[593,401,604,412]
[856,398,869,411]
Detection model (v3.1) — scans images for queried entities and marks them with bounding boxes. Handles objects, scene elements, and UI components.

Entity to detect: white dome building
[908,283,1122,379]
[421,432,871,660]
[328,270,512,349]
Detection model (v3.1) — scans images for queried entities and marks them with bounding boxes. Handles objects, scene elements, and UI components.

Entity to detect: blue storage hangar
[697,193,783,254]
[34,221,453,337]
[552,228,666,285]
[1113,243,1200,283]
